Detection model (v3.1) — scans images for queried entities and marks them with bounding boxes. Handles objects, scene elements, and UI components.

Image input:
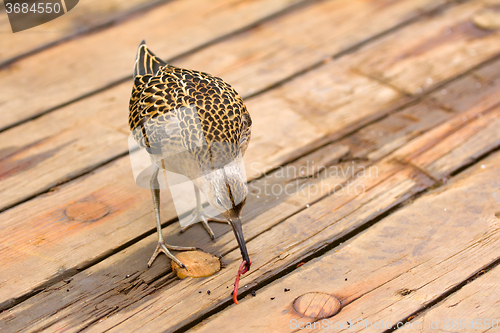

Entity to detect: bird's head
[193,160,251,271]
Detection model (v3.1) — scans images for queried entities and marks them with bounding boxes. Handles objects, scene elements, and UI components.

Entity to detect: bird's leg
[180,185,227,240]
[148,164,196,268]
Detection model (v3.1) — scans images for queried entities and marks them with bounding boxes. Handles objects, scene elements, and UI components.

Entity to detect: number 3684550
[5,2,62,14]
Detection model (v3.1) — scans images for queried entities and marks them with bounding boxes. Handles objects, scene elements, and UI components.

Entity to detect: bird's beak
[230,217,251,272]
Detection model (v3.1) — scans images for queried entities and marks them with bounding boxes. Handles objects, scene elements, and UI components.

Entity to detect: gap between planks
[1,72,498,330]
[2,0,500,324]
[187,150,500,333]
[386,256,500,332]
[0,0,474,214]
[0,0,323,132]
[0,0,496,312]
[0,0,174,69]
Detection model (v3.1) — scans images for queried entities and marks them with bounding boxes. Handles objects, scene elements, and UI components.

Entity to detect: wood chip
[170,251,221,279]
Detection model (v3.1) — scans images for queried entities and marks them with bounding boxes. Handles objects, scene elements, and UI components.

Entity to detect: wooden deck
[1,0,500,331]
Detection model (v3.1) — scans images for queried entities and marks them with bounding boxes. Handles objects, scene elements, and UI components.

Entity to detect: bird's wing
[129,43,251,164]
[133,40,166,77]
[239,111,252,156]
[129,73,183,154]
[129,43,182,154]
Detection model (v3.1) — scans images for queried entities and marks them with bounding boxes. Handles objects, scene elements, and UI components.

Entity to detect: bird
[128,41,252,275]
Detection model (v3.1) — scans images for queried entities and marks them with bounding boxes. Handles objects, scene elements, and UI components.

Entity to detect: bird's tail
[133,40,167,77]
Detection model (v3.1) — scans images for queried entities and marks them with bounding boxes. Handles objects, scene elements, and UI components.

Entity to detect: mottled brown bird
[129,41,252,276]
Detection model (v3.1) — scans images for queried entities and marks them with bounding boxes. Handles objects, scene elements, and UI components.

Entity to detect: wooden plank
[0,83,131,211]
[428,57,500,114]
[0,157,431,332]
[0,0,311,130]
[410,264,500,331]
[1,45,497,324]
[68,105,500,332]
[0,0,164,66]
[393,96,500,180]
[188,150,500,333]
[174,0,449,98]
[420,107,500,179]
[2,0,449,209]
[0,83,453,327]
[3,0,482,212]
[0,56,402,211]
[352,0,500,95]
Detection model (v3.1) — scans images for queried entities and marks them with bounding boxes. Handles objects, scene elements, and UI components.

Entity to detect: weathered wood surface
[0,0,479,309]
[0,4,500,316]
[189,150,500,333]
[174,0,450,98]
[0,154,430,332]
[0,0,313,131]
[393,66,500,180]
[0,0,165,66]
[0,0,452,211]
[410,264,500,331]
[1,0,500,331]
[2,54,499,330]
[352,0,500,96]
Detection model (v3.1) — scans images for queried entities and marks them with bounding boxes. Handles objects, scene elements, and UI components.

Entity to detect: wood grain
[188,151,500,333]
[2,0,500,331]
[292,292,341,319]
[0,0,311,131]
[4,0,450,210]
[420,107,500,179]
[0,0,164,65]
[1,53,497,323]
[393,95,500,180]
[0,89,448,329]
[0,83,131,211]
[410,264,500,331]
[352,0,500,95]
[174,0,450,98]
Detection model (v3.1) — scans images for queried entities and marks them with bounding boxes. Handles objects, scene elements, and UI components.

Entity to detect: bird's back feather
[133,40,167,77]
[129,42,252,178]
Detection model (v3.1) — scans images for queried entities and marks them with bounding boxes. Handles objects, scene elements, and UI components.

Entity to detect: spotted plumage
[129,42,251,178]
[129,41,252,287]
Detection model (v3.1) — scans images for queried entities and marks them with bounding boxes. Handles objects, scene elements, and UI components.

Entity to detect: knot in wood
[293,292,341,319]
[65,201,109,222]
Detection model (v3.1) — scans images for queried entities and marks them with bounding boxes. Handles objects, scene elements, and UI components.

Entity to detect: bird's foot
[148,241,196,268]
[180,209,227,241]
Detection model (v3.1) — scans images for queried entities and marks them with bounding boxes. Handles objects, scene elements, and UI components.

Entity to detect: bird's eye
[216,197,222,206]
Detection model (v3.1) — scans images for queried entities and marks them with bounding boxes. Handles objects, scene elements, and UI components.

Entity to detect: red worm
[233,260,251,304]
